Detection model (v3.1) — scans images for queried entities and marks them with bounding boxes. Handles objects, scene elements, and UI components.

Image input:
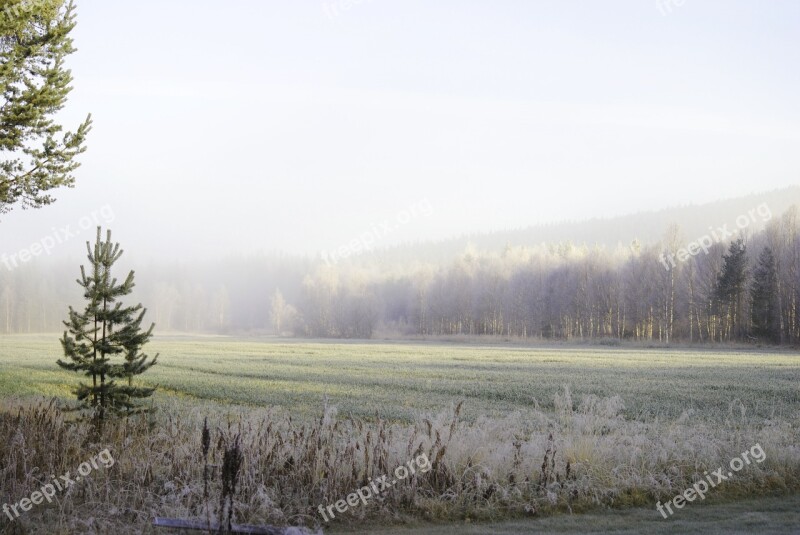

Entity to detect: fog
[2,0,799,264]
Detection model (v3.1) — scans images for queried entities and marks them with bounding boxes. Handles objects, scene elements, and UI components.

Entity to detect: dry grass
[1,386,798,534]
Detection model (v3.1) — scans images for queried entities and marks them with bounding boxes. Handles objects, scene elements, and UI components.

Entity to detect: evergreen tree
[58,227,158,422]
[0,0,92,214]
[750,246,780,343]
[714,238,748,341]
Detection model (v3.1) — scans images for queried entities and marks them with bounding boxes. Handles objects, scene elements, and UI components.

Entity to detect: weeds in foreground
[0,388,798,533]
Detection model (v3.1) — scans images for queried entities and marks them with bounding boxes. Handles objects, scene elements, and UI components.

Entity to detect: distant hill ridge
[365,185,800,264]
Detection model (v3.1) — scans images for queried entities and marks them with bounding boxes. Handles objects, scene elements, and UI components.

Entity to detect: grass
[2,334,799,422]
[0,334,798,533]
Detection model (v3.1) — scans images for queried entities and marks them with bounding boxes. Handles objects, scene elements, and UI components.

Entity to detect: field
[4,335,799,422]
[1,334,799,533]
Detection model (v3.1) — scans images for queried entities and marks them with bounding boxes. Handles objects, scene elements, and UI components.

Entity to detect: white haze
[1,0,799,263]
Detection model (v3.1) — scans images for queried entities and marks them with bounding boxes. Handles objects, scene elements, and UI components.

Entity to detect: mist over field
[3,187,800,342]
[1,1,799,534]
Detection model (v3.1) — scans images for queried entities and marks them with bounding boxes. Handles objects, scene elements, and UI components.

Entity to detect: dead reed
[0,387,798,533]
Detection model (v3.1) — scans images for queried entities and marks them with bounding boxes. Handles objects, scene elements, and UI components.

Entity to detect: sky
[1,0,799,263]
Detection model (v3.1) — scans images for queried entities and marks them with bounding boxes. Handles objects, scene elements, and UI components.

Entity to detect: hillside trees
[771,207,800,343]
[270,289,288,334]
[714,239,748,341]
[4,208,800,345]
[750,246,780,342]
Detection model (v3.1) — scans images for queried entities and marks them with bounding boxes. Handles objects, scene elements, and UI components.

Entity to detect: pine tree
[714,238,748,341]
[0,0,92,214]
[57,227,158,422]
[750,246,780,343]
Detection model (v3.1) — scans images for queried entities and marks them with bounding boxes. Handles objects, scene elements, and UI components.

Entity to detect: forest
[3,204,798,345]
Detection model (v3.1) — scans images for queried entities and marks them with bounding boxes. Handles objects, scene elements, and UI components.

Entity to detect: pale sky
[2,0,799,262]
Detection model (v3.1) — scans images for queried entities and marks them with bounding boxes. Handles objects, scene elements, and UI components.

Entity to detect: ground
[0,334,798,533]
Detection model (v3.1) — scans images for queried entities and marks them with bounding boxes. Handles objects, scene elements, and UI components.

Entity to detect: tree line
[292,207,797,344]
[2,205,798,345]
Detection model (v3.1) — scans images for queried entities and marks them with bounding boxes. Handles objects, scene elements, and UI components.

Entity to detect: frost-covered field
[1,335,798,533]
